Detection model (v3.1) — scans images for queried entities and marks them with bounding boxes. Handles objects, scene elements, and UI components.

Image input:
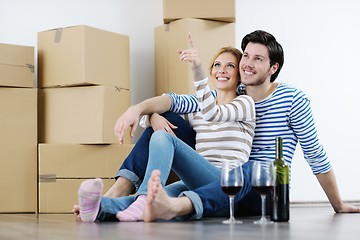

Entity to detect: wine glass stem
[229,196,235,221]
[261,195,266,220]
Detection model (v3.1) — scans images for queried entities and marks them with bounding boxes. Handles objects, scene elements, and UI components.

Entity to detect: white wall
[236,0,360,202]
[1,0,359,202]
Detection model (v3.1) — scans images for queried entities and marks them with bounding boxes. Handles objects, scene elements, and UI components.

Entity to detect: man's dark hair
[241,30,284,82]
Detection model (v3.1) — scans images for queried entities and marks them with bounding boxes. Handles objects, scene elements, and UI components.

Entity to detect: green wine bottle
[270,137,290,222]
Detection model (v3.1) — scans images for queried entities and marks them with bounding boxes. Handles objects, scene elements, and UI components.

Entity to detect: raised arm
[177,33,255,122]
[195,78,255,122]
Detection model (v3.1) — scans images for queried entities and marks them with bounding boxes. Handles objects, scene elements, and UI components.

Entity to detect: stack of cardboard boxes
[155,0,236,95]
[0,1,236,214]
[0,43,37,213]
[37,25,134,213]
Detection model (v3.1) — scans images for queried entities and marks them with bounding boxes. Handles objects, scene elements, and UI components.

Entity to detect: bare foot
[103,177,135,198]
[144,170,190,222]
[72,204,82,220]
[73,204,80,215]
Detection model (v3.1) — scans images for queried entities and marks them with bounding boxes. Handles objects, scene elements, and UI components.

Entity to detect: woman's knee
[150,130,173,144]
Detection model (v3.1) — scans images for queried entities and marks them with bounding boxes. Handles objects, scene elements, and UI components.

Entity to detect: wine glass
[220,160,243,224]
[251,161,276,224]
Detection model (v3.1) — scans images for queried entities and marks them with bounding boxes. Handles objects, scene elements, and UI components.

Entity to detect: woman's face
[210,52,240,92]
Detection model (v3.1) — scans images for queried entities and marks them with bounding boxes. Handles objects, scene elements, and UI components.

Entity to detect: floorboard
[0,205,359,240]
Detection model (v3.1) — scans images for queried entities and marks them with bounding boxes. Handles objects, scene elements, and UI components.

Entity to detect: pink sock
[78,178,103,223]
[116,195,147,222]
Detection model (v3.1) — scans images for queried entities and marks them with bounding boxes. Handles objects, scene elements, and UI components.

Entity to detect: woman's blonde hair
[209,46,242,81]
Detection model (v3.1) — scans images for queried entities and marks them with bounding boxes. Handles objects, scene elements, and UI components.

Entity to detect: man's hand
[150,113,178,136]
[335,203,360,213]
[316,170,360,213]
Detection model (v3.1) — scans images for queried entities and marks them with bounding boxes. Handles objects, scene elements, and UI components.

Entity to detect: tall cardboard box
[38,25,130,89]
[38,86,131,144]
[0,43,34,87]
[0,88,37,212]
[155,18,235,95]
[38,143,134,213]
[163,0,236,24]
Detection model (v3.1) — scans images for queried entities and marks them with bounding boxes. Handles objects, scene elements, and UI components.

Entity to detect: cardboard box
[0,88,37,212]
[37,143,179,213]
[0,43,34,87]
[38,86,131,144]
[38,143,134,178]
[155,18,235,95]
[163,0,235,24]
[38,143,134,213]
[38,25,130,89]
[38,179,115,213]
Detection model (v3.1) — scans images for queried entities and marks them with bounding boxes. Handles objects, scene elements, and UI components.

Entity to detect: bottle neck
[275,137,283,160]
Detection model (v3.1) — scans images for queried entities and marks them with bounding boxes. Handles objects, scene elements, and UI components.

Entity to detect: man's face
[239,42,274,86]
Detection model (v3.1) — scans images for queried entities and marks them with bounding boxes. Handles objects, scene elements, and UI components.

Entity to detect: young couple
[74,30,360,222]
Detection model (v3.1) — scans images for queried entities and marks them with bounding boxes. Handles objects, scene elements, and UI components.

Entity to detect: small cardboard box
[0,88,37,212]
[163,0,236,24]
[38,86,131,144]
[0,43,34,87]
[38,143,134,178]
[155,18,235,95]
[38,25,130,89]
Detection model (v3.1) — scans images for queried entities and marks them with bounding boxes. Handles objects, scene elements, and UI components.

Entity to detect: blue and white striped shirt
[166,82,331,175]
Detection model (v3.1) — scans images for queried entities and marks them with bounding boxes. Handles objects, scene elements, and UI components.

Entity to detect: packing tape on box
[26,63,34,73]
[39,174,57,182]
[38,175,116,182]
[54,28,63,43]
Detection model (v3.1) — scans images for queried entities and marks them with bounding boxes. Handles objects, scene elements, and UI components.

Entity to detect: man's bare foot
[103,177,135,198]
[144,170,193,222]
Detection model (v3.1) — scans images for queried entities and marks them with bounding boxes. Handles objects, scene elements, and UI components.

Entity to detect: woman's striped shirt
[166,82,331,175]
[184,78,255,168]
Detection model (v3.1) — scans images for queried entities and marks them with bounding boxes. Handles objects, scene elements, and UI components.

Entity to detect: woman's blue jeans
[115,112,196,192]
[97,112,262,221]
[137,130,221,195]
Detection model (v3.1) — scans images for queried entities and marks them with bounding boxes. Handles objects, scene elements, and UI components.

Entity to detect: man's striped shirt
[167,82,331,175]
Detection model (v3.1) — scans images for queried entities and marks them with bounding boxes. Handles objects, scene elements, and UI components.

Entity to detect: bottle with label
[270,136,290,222]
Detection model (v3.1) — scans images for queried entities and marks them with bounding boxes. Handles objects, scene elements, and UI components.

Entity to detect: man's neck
[246,82,279,102]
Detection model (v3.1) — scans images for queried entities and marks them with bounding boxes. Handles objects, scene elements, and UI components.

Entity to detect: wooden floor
[0,204,359,240]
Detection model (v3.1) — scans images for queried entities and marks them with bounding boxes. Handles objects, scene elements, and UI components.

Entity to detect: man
[105,30,360,221]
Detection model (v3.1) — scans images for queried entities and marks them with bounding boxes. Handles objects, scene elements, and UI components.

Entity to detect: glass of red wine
[220,160,243,224]
[251,161,276,224]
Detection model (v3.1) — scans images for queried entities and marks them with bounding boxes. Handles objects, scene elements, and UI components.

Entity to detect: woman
[76,34,256,222]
